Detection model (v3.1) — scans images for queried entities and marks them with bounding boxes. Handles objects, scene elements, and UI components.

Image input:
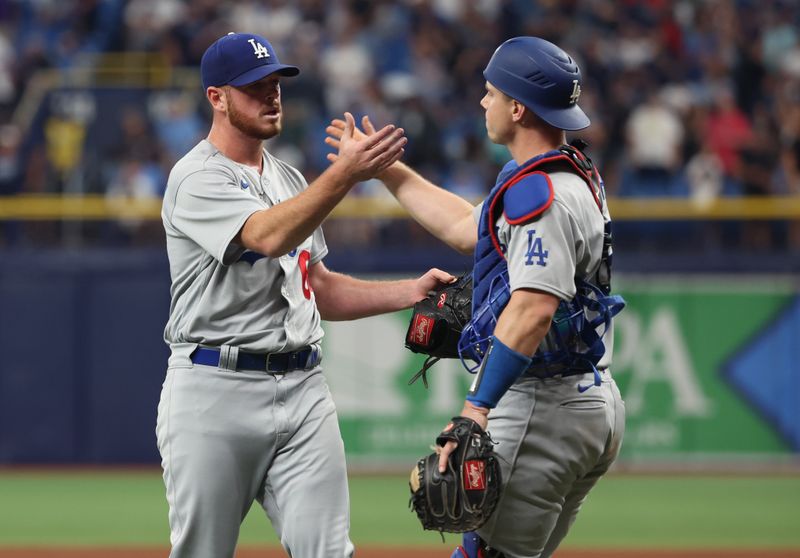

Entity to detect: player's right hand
[438,402,490,472]
[325,114,374,153]
[327,112,406,183]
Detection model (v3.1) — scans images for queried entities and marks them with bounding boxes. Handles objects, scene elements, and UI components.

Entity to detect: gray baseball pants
[156,364,354,558]
[478,370,625,558]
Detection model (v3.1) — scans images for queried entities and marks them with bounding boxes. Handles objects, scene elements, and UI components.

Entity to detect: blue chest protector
[457,144,625,383]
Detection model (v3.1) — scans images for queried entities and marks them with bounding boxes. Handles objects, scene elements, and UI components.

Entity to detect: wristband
[466,336,532,408]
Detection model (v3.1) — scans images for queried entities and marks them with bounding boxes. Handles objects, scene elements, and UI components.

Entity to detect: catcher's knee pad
[450,532,506,558]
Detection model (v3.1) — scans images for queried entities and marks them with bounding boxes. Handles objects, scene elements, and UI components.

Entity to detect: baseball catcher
[405,273,472,386]
[409,416,501,534]
[326,35,626,558]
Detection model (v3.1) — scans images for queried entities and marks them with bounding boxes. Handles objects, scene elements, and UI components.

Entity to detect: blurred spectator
[706,87,753,182]
[123,0,186,51]
[150,92,204,162]
[387,88,444,171]
[686,143,723,209]
[780,91,800,197]
[738,105,781,250]
[740,106,779,198]
[2,0,800,256]
[230,0,301,45]
[760,4,798,72]
[624,89,685,196]
[106,158,164,199]
[0,24,14,113]
[44,115,88,192]
[105,106,160,169]
[105,158,165,243]
[319,13,374,114]
[0,124,20,194]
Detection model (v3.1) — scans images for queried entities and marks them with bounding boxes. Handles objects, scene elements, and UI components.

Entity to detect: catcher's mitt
[409,416,501,534]
[405,273,472,386]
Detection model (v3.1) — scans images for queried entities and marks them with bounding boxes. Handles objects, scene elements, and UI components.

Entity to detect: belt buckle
[264,352,274,373]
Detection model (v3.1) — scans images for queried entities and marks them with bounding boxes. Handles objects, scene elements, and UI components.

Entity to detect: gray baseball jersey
[500,170,614,370]
[162,139,327,367]
[473,169,614,369]
[473,169,625,558]
[157,139,353,558]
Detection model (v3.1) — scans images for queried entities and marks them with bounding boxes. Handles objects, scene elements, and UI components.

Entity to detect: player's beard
[226,97,282,140]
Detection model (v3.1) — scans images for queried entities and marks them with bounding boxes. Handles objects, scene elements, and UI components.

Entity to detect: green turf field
[0,471,797,548]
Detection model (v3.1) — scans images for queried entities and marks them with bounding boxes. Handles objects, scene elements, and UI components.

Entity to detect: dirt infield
[0,548,798,558]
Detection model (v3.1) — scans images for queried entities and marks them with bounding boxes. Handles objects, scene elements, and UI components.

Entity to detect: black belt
[191,346,320,373]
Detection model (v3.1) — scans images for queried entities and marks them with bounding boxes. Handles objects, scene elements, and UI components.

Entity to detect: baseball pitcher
[157,32,452,558]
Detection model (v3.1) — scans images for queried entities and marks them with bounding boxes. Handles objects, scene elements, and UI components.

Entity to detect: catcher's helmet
[483,36,590,131]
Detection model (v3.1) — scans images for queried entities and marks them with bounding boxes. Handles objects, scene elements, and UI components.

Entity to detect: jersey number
[525,229,549,266]
[298,250,312,299]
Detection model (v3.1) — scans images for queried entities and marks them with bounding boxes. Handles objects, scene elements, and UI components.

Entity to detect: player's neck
[207,125,264,171]
[508,128,566,166]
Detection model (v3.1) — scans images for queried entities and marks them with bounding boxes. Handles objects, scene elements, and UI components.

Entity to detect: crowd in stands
[1,0,799,253]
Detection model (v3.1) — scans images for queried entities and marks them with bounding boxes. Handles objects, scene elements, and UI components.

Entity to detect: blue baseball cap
[200,32,300,90]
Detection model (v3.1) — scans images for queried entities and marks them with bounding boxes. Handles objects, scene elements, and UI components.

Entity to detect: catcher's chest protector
[473,145,605,308]
[461,144,617,366]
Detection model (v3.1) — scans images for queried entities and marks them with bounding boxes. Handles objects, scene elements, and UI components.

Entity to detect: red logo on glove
[409,314,434,346]
[437,293,447,308]
[463,460,486,490]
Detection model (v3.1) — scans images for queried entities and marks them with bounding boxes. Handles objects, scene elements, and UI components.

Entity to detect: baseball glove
[409,416,501,534]
[405,273,472,386]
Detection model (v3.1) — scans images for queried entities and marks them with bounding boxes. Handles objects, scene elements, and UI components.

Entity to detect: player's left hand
[413,268,456,302]
[438,401,490,473]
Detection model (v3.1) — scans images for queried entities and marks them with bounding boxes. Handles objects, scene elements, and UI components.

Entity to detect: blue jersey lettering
[524,229,548,266]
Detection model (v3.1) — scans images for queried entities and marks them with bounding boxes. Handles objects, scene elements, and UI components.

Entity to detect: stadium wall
[0,250,797,466]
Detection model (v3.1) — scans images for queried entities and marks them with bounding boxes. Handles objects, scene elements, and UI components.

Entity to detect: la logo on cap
[200,32,299,90]
[248,38,270,59]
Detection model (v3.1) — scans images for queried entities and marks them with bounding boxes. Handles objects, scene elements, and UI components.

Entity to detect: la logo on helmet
[248,39,270,59]
[569,79,581,104]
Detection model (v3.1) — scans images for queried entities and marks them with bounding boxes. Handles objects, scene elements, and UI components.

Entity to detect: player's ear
[511,99,526,123]
[207,86,228,113]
